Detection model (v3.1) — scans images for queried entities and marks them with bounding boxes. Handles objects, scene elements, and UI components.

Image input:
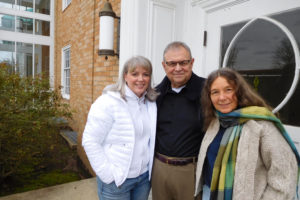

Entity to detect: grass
[13,170,81,194]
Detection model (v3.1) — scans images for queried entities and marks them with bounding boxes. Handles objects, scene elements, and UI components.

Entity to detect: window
[35,0,50,15]
[0,0,53,83]
[0,14,50,36]
[16,16,33,34]
[16,42,33,76]
[221,9,300,126]
[0,0,51,37]
[0,40,50,77]
[61,45,70,99]
[0,0,50,14]
[0,14,15,32]
[0,40,15,71]
[17,0,33,12]
[34,44,49,75]
[35,19,50,36]
[62,0,71,11]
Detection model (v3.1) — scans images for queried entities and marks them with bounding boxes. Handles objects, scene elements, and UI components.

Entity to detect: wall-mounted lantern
[98,1,120,59]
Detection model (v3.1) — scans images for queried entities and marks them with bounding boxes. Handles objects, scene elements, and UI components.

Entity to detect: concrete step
[60,129,78,149]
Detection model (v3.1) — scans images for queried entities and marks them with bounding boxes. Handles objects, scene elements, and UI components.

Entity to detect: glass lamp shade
[98,1,116,56]
[99,15,115,55]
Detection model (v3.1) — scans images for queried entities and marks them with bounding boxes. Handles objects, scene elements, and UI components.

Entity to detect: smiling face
[124,66,151,97]
[162,46,194,88]
[210,76,238,113]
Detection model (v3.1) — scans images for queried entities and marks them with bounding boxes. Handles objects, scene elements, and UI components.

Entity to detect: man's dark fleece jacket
[155,73,206,157]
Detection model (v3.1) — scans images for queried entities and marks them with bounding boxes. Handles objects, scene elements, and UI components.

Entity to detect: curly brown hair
[201,67,273,131]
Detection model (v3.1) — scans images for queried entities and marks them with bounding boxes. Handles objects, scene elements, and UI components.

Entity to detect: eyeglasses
[165,60,191,67]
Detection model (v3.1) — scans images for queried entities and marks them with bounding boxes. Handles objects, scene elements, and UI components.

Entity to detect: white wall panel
[147,1,176,85]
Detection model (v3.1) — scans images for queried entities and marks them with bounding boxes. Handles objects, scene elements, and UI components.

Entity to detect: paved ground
[0,177,152,200]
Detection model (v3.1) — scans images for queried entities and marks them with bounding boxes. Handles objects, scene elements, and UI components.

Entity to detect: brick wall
[54,0,121,175]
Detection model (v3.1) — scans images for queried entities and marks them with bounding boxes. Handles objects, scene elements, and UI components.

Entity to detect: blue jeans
[96,171,150,200]
[202,184,211,200]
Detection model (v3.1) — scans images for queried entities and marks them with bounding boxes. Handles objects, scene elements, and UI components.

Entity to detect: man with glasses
[152,41,205,200]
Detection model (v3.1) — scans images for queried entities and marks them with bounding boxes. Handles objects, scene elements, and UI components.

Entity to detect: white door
[202,0,300,184]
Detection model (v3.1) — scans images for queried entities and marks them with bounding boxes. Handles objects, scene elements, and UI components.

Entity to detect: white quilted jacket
[82,90,157,187]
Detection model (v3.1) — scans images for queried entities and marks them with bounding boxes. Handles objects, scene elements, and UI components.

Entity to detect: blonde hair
[104,56,159,101]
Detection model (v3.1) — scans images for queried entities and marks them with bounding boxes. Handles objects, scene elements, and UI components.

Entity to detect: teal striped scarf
[210,106,300,200]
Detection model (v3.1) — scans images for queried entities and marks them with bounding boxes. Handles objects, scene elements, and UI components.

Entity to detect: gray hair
[163,41,192,62]
[104,56,159,101]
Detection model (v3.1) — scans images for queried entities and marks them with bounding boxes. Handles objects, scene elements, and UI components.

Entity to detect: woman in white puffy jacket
[82,56,159,200]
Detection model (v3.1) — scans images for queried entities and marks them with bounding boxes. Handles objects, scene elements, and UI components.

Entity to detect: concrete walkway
[0,178,152,200]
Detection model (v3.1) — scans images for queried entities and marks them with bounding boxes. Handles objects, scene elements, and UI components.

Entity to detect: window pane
[0,14,15,32]
[0,40,15,71]
[222,20,293,108]
[16,16,33,34]
[63,48,70,95]
[271,9,300,126]
[0,0,14,9]
[17,0,33,12]
[221,9,300,126]
[34,44,49,76]
[35,0,50,15]
[64,50,70,69]
[65,69,70,94]
[35,19,50,36]
[16,42,32,77]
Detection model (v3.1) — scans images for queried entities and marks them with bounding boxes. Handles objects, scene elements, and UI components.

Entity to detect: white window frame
[61,45,71,99]
[221,16,300,113]
[62,0,72,11]
[0,0,55,87]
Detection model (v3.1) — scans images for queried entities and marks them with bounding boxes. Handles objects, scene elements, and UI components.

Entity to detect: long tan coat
[195,119,298,200]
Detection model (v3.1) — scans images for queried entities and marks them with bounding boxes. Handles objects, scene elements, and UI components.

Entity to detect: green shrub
[0,63,72,184]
